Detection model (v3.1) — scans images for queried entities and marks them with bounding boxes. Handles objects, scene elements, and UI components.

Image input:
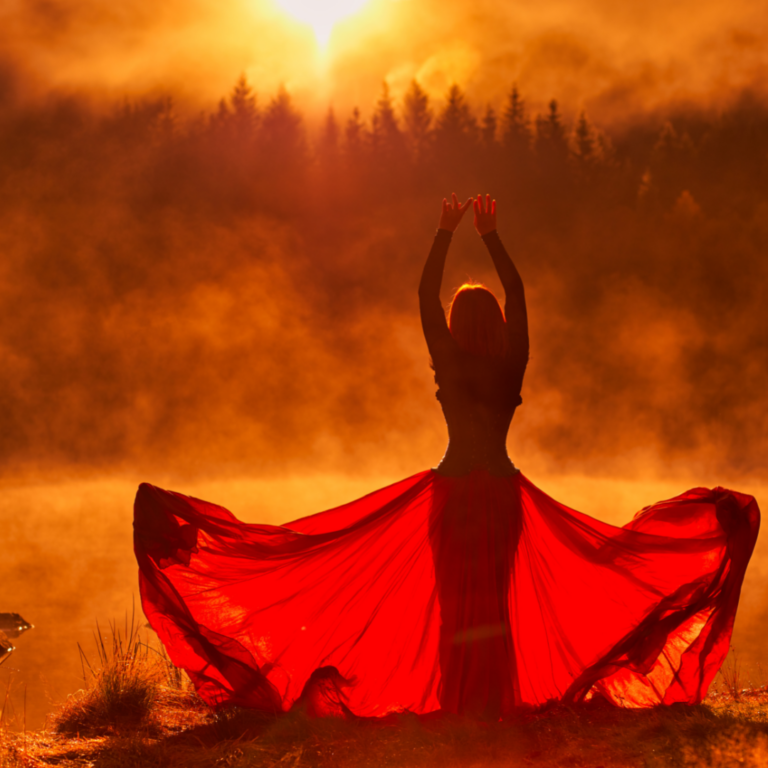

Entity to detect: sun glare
[274,0,370,45]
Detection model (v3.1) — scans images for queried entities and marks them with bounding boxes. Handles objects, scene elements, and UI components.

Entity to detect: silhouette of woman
[421,194,527,719]
[134,195,759,719]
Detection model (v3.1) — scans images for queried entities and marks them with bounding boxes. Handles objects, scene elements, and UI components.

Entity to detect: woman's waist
[436,441,518,478]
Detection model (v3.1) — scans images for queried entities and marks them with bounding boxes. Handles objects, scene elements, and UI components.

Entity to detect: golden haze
[0,0,767,737]
[0,0,767,121]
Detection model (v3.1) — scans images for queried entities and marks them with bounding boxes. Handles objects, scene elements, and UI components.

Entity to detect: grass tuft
[717,647,745,701]
[50,608,200,737]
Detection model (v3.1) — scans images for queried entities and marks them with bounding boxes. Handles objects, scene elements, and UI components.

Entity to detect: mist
[0,71,767,481]
[2,0,768,120]
[0,0,767,735]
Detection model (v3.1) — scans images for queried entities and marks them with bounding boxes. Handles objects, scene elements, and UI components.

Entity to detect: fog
[0,79,766,480]
[2,0,767,120]
[0,0,767,732]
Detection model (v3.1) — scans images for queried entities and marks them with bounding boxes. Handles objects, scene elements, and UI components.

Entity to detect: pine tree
[230,76,258,128]
[208,75,259,152]
[344,107,366,166]
[501,85,531,157]
[214,98,229,125]
[370,83,404,164]
[402,80,432,162]
[433,84,477,158]
[571,111,606,190]
[574,112,594,163]
[202,77,261,194]
[260,86,305,169]
[502,85,531,147]
[535,99,569,171]
[223,75,259,146]
[319,108,340,156]
[481,105,497,148]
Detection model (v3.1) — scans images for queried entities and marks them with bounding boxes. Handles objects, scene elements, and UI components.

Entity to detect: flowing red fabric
[134,471,759,716]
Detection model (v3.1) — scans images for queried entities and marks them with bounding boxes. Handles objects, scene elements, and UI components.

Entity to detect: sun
[274,0,370,45]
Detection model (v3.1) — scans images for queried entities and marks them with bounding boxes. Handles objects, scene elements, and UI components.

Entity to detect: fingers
[445,194,493,215]
[471,194,496,214]
[477,193,491,213]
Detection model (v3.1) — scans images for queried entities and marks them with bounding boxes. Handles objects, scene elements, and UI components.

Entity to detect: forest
[1,75,767,480]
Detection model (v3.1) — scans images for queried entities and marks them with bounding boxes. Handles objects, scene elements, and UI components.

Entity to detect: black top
[419,228,529,477]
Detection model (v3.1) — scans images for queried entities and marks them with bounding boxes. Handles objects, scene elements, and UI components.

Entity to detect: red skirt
[134,471,759,717]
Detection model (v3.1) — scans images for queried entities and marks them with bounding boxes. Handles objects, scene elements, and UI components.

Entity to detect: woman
[421,194,528,719]
[134,195,759,719]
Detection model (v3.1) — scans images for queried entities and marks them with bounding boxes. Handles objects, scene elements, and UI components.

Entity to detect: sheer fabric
[134,470,758,716]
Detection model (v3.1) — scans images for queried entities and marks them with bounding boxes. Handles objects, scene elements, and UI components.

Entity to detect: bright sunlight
[273,0,370,45]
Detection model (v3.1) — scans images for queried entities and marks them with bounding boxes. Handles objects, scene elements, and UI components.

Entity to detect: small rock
[0,613,34,639]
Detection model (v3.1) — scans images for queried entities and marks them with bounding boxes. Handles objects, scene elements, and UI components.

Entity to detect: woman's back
[433,345,524,476]
[419,199,529,476]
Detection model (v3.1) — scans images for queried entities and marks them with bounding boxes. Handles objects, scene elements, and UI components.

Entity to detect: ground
[2,681,768,767]
[1,623,766,768]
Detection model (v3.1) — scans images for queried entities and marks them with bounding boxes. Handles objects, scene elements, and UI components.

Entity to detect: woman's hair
[448,283,508,358]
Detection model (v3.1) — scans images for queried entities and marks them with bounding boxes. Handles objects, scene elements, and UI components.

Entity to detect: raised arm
[474,194,529,366]
[419,194,473,360]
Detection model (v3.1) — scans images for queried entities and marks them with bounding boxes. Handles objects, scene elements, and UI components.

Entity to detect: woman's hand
[473,194,497,236]
[438,193,473,232]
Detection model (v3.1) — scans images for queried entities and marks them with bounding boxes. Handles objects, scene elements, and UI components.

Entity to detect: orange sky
[2,0,767,123]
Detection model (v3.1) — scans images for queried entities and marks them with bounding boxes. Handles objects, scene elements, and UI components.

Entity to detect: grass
[1,629,767,768]
[50,611,158,736]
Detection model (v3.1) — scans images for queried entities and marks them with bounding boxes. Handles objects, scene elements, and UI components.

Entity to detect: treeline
[2,76,768,221]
